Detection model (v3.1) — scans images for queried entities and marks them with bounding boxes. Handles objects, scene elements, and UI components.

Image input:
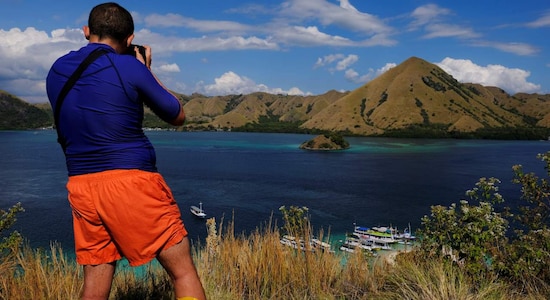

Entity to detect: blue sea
[1,130,549,252]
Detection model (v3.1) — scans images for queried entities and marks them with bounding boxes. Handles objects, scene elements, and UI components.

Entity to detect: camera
[126,44,147,60]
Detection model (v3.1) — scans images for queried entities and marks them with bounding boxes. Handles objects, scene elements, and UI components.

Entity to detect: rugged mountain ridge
[181,90,347,130]
[2,56,549,138]
[181,56,546,136]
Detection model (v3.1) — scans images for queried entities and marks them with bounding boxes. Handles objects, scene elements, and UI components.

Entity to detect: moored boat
[354,226,398,244]
[395,224,417,244]
[339,235,379,255]
[280,235,333,253]
[339,242,356,253]
[190,202,207,218]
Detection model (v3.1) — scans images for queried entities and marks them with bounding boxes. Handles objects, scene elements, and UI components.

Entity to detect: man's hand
[133,45,152,69]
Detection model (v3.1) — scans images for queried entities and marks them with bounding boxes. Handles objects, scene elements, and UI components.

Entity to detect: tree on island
[299,132,350,151]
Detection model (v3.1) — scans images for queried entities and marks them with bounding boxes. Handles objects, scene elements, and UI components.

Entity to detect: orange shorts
[67,169,187,266]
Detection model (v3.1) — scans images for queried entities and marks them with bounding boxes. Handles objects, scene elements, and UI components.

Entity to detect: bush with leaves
[495,153,550,288]
[418,177,508,278]
[279,205,310,239]
[417,152,550,293]
[1,202,25,255]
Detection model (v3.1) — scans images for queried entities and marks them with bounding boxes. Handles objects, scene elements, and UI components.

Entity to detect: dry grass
[196,217,347,299]
[0,243,81,299]
[381,253,508,300]
[1,219,549,299]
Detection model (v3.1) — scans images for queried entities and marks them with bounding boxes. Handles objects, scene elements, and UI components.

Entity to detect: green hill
[0,91,51,130]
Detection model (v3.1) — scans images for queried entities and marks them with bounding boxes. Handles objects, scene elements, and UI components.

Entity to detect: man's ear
[83,26,90,40]
[126,34,135,47]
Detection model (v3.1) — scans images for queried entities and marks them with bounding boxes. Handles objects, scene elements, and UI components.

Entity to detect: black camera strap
[54,48,108,151]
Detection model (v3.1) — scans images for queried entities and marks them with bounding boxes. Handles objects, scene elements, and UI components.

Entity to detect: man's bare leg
[81,261,116,300]
[157,237,206,300]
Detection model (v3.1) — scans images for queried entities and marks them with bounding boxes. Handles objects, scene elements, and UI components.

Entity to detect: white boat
[280,235,310,251]
[339,243,356,253]
[395,224,417,244]
[354,226,398,244]
[372,241,393,251]
[312,238,334,253]
[190,202,206,218]
[339,240,378,255]
[339,233,380,253]
[280,235,333,253]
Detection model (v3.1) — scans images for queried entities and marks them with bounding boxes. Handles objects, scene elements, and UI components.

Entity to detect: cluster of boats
[339,225,416,254]
[191,202,415,256]
[278,224,416,254]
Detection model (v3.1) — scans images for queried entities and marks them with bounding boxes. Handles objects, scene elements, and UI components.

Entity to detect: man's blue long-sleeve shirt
[46,43,181,176]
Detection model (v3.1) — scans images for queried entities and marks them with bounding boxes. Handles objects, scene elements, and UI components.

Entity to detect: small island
[299,133,350,151]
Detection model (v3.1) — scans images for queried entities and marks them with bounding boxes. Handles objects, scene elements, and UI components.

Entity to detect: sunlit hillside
[301,57,529,135]
[2,56,549,138]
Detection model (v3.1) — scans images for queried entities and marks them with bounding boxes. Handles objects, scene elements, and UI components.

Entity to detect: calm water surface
[1,130,548,251]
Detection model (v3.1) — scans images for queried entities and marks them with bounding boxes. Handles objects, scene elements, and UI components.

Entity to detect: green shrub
[418,152,550,295]
[323,132,350,149]
[279,205,310,239]
[1,202,24,254]
[418,177,508,278]
[496,153,550,287]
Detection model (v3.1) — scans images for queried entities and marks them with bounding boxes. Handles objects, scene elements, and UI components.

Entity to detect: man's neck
[88,36,126,54]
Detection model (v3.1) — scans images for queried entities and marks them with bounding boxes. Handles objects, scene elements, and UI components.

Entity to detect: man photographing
[46,2,206,300]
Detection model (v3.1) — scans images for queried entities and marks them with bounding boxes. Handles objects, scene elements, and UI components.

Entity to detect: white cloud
[134,29,279,52]
[226,3,271,15]
[344,68,364,83]
[335,54,358,71]
[287,87,306,95]
[155,63,180,73]
[6,78,48,103]
[144,13,187,27]
[200,71,306,96]
[471,41,538,56]
[339,0,359,12]
[526,11,550,28]
[274,26,352,47]
[410,4,451,28]
[282,0,392,35]
[315,53,357,72]
[0,27,86,103]
[0,24,287,103]
[145,13,252,33]
[344,63,396,84]
[315,53,395,84]
[436,57,541,94]
[422,23,480,39]
[314,54,345,68]
[0,27,81,74]
[378,62,397,74]
[141,1,397,48]
[278,0,396,47]
[409,4,479,40]
[408,4,537,58]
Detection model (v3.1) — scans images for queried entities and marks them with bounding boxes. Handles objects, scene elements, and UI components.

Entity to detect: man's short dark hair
[88,2,134,42]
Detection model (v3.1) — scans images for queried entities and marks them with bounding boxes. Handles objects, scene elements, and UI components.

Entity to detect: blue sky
[0,0,549,103]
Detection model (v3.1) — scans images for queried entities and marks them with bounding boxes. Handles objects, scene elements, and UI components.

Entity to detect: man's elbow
[170,109,185,126]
